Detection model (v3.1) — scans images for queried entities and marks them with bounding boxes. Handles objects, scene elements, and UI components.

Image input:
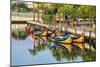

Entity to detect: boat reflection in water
[11,30,96,66]
[28,35,95,62]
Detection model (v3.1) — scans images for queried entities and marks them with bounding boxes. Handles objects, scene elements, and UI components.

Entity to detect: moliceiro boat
[49,35,84,44]
[35,31,52,37]
[35,31,46,36]
[72,36,84,43]
[48,36,72,44]
[39,31,47,36]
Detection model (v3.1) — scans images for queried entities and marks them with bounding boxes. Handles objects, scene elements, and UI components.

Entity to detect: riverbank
[12,21,96,38]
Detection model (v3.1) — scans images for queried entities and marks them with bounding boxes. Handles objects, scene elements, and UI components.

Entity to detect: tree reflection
[51,47,62,61]
[28,37,47,56]
[81,49,96,61]
[28,36,96,62]
[12,30,28,40]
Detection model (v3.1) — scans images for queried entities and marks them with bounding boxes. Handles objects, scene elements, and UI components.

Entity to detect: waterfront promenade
[12,12,96,38]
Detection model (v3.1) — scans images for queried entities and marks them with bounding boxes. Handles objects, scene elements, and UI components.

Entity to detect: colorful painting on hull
[11,1,96,67]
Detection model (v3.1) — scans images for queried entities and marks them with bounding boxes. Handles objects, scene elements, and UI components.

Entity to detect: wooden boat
[72,36,84,43]
[35,31,52,37]
[37,30,84,43]
[70,34,78,39]
[35,31,46,36]
[47,31,52,35]
[48,36,72,44]
[39,31,47,36]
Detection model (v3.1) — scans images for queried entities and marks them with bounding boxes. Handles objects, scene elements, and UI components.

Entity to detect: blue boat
[53,36,68,41]
[48,36,72,44]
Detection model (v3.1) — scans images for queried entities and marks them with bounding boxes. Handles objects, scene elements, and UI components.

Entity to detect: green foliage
[12,30,28,40]
[42,14,53,22]
[58,4,96,20]
[58,4,74,17]
[88,6,96,19]
[11,3,31,12]
[45,7,57,15]
[79,6,96,20]
[38,3,48,10]
[41,6,56,23]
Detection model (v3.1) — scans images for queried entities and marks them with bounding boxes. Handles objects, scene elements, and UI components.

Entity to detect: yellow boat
[39,31,47,36]
[38,31,52,37]
[48,36,72,44]
[73,36,84,43]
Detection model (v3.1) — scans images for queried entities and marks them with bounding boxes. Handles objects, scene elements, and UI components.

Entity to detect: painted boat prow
[73,36,84,43]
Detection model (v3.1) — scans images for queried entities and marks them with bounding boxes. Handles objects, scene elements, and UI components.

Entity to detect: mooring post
[84,29,85,35]
[32,2,35,21]
[75,26,77,34]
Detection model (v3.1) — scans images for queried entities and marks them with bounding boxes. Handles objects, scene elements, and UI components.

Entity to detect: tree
[58,4,76,31]
[11,2,31,12]
[71,6,81,33]
[58,4,75,24]
[78,6,91,34]
[42,14,53,28]
[78,6,91,29]
[78,5,96,21]
[88,6,96,28]
[42,5,57,28]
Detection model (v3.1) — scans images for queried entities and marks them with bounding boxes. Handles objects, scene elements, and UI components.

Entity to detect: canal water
[11,30,96,66]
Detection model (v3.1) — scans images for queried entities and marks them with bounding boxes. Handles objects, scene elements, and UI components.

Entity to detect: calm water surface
[11,31,95,66]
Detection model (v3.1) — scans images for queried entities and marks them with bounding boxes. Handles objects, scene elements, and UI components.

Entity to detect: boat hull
[48,36,72,44]
[73,36,84,43]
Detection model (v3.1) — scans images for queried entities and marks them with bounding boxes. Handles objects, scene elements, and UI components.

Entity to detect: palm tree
[33,2,40,22]
[58,4,75,32]
[32,2,35,21]
[79,6,90,35]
